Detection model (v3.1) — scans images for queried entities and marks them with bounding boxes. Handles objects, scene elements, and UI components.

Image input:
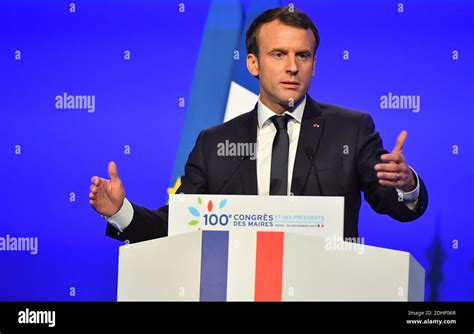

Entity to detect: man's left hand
[374,130,417,192]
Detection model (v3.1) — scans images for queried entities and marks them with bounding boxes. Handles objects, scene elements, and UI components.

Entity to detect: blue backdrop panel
[0,0,472,301]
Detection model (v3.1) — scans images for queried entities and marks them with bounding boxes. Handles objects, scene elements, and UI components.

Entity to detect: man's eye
[273,52,284,58]
[298,54,309,60]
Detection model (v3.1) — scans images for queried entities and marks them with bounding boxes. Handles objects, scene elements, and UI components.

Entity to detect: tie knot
[271,114,289,131]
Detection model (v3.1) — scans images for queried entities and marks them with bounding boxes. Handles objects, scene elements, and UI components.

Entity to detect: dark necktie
[270,114,290,195]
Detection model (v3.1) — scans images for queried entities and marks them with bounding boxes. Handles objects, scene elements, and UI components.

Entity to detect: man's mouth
[280,81,301,89]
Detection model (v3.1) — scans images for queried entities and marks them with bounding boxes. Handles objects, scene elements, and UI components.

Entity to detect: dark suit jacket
[106,95,428,243]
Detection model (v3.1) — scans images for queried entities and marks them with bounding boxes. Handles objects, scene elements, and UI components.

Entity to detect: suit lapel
[237,105,258,195]
[291,96,325,196]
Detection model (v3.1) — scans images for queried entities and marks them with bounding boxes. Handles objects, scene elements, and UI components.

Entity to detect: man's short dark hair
[246,7,320,57]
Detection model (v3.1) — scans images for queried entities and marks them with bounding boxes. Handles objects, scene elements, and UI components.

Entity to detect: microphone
[217,155,248,194]
[305,147,324,196]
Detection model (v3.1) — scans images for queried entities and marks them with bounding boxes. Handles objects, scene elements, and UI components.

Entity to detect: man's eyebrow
[296,49,313,55]
[268,48,288,54]
[268,48,313,55]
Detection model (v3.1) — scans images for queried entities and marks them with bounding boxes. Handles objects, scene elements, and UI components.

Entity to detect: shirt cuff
[396,166,420,210]
[103,198,134,232]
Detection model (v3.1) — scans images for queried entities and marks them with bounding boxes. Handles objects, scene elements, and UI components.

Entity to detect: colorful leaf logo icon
[187,198,228,227]
[219,199,227,209]
[188,207,200,217]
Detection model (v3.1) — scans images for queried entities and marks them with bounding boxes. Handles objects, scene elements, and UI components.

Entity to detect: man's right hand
[89,161,125,217]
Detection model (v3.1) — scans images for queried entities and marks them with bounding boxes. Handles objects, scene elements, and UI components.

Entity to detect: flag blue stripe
[199,231,229,301]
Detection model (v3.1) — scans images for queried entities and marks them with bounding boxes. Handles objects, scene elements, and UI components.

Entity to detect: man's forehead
[258,21,315,49]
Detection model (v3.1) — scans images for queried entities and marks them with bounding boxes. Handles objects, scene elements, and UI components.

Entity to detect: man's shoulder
[198,98,373,139]
[201,109,255,137]
[314,100,368,121]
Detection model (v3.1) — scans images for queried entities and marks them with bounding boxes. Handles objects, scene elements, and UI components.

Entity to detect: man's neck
[259,94,306,114]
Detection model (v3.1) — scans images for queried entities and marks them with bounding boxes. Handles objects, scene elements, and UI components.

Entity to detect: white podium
[117,230,424,301]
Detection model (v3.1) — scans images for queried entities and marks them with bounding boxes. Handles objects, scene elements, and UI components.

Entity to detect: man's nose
[285,54,298,75]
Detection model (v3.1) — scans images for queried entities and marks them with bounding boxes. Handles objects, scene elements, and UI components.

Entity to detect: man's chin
[277,92,305,107]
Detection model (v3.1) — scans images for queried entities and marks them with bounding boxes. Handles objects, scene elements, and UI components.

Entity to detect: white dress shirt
[256,96,305,195]
[106,95,420,232]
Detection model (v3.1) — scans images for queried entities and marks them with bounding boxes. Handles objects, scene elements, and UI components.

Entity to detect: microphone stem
[310,155,324,196]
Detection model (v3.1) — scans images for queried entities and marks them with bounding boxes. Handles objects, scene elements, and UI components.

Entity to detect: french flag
[199,230,285,302]
[170,0,281,189]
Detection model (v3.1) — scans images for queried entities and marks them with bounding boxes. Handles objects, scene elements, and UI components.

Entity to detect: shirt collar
[257,95,306,129]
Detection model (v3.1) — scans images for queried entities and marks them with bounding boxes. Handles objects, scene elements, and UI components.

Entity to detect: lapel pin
[313,122,320,128]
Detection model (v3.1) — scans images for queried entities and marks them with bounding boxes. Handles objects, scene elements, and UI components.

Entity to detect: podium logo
[187,197,229,227]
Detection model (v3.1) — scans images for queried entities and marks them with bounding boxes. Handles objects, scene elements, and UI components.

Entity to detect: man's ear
[247,53,259,77]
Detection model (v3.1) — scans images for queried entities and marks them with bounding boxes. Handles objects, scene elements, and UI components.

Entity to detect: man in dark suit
[89,7,427,244]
